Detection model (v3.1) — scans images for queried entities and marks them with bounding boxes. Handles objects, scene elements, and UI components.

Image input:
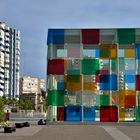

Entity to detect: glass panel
[100,94,110,106]
[124,49,135,58]
[82,59,99,75]
[65,106,82,121]
[83,107,95,121]
[117,29,135,44]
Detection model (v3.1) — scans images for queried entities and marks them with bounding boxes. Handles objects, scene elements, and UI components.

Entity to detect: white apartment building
[0,22,20,98]
[19,76,45,110]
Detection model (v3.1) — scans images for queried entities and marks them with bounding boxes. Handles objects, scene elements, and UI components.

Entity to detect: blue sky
[0,0,140,80]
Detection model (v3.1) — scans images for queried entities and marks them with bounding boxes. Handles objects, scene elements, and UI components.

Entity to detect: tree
[19,97,34,110]
[40,89,47,112]
[41,89,46,99]
[0,97,4,122]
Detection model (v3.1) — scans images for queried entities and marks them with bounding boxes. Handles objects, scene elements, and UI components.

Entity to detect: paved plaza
[0,124,140,140]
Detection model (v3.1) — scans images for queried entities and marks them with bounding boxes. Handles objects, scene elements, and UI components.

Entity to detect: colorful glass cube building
[47,29,140,122]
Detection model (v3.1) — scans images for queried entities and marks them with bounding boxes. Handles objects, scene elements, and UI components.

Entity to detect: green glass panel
[48,90,57,106]
[67,69,80,75]
[95,95,100,107]
[82,59,99,75]
[47,106,57,121]
[57,90,64,106]
[100,95,109,106]
[100,49,109,58]
[117,29,135,44]
[111,59,117,71]
[136,106,140,122]
[67,75,80,82]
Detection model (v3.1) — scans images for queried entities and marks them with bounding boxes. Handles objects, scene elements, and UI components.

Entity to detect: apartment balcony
[0,68,4,73]
[16,57,20,61]
[0,40,4,45]
[5,37,10,42]
[5,59,10,63]
[0,46,4,51]
[16,61,20,65]
[0,79,4,83]
[0,33,4,39]
[5,42,10,47]
[5,32,10,37]
[5,26,10,31]
[16,67,20,71]
[5,64,9,68]
[0,84,4,89]
[5,48,10,53]
[16,51,20,55]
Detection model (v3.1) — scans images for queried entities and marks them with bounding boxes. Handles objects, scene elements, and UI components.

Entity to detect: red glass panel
[100,106,110,122]
[136,75,140,90]
[110,106,118,122]
[82,29,99,44]
[47,59,64,75]
[57,107,64,121]
[125,95,136,108]
[100,106,118,122]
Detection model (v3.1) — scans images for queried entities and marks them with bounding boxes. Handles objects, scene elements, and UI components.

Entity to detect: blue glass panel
[47,29,64,45]
[83,107,95,121]
[124,75,135,83]
[65,106,82,121]
[57,82,64,90]
[110,74,118,90]
[100,75,110,83]
[100,83,110,90]
[95,49,100,58]
[125,83,135,90]
[100,75,117,90]
[125,70,136,75]
[136,44,140,59]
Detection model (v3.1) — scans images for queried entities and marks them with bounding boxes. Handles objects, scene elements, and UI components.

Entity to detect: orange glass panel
[119,107,125,122]
[125,95,136,108]
[84,82,96,90]
[66,82,82,91]
[118,90,125,106]
[125,90,136,95]
[100,44,117,59]
[110,49,117,58]
[124,49,135,58]
[65,75,82,91]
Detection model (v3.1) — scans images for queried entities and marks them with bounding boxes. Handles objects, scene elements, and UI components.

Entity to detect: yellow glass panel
[125,90,136,95]
[66,82,82,91]
[118,90,125,106]
[64,59,67,70]
[110,49,117,58]
[65,75,82,91]
[100,44,117,59]
[119,107,125,122]
[84,82,95,90]
[124,49,135,58]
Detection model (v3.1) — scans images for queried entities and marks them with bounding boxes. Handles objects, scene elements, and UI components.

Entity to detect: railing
[10,112,47,122]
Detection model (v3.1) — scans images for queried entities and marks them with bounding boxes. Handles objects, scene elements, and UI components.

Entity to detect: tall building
[47,28,140,122]
[0,22,20,99]
[19,76,45,110]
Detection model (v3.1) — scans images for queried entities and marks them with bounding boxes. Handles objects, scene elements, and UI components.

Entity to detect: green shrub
[0,97,4,122]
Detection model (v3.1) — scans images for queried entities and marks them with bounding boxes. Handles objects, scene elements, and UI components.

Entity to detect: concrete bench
[23,122,30,127]
[4,126,16,133]
[15,123,24,128]
[38,119,46,125]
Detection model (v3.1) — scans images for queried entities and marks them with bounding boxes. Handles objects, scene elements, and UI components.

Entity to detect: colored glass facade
[47,28,140,122]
